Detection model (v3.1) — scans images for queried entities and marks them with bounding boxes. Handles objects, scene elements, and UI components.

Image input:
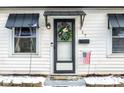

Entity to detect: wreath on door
[58,26,72,41]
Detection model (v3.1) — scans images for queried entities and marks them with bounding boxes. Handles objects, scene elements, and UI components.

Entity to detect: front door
[54,19,75,73]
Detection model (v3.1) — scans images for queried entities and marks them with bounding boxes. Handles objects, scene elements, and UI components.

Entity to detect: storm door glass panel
[57,22,72,61]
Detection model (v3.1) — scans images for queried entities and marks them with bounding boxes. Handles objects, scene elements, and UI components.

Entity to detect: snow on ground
[1,75,124,86]
[0,75,46,86]
[84,76,124,85]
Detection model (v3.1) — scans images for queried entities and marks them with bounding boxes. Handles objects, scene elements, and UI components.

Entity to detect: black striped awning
[44,11,86,16]
[5,13,39,29]
[108,14,124,29]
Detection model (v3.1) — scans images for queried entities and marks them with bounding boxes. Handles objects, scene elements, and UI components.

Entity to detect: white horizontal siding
[0,9,51,75]
[77,8,124,75]
[0,8,124,75]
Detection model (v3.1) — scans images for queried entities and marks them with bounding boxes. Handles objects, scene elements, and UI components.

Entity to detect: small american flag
[83,51,91,64]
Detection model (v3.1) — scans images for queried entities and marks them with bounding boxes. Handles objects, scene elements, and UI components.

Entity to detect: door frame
[53,19,75,73]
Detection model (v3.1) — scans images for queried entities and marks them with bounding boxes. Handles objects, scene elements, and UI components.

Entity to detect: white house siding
[0,8,51,75]
[0,8,124,75]
[77,8,124,75]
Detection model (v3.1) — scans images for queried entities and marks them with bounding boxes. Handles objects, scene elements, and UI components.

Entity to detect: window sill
[107,53,124,58]
[9,53,41,58]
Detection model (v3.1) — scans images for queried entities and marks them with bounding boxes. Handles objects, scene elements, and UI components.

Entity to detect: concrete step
[44,76,86,87]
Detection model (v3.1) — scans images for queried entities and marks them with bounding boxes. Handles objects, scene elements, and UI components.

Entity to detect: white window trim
[107,28,124,58]
[9,27,40,58]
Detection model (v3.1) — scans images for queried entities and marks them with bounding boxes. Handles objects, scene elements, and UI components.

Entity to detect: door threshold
[47,75,82,80]
[50,74,78,76]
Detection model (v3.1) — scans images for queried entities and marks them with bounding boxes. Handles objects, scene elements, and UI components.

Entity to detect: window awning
[43,11,86,16]
[108,14,124,29]
[5,13,39,29]
[43,11,86,29]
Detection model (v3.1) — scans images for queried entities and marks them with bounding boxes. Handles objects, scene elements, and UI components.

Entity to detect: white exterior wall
[0,8,51,75]
[78,8,124,75]
[0,8,124,75]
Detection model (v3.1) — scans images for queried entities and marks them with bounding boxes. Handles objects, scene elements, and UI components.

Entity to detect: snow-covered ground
[1,75,124,87]
[0,75,46,86]
[84,76,124,85]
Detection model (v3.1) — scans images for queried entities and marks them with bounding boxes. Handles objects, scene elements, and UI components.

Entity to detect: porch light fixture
[44,15,51,29]
[43,11,86,29]
[46,23,51,29]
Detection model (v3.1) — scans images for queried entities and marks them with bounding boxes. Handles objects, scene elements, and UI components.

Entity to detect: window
[112,28,124,53]
[14,27,36,53]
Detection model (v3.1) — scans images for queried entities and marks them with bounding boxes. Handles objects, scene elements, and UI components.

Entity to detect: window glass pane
[21,28,30,36]
[15,28,20,36]
[112,29,124,36]
[112,38,124,53]
[31,28,36,36]
[15,28,36,36]
[14,38,36,53]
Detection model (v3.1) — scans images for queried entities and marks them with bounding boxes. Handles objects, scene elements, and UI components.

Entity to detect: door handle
[50,42,56,50]
[50,42,54,47]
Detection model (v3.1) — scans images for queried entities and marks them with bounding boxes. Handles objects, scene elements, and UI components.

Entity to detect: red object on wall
[83,51,91,64]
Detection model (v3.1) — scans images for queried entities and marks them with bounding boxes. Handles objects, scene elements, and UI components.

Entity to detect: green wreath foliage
[58,27,72,41]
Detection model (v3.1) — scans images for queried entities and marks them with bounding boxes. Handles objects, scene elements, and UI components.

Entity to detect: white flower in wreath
[62,27,68,32]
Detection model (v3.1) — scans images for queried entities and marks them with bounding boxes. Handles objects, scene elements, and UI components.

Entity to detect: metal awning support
[80,14,86,30]
[43,11,86,29]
